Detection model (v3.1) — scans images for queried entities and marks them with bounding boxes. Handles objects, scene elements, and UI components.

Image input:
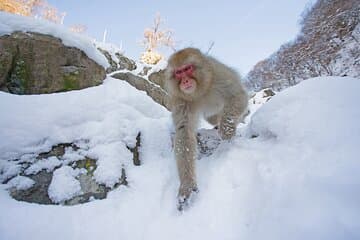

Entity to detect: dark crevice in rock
[126,132,141,166]
[114,168,128,188]
[37,143,78,159]
[6,45,21,94]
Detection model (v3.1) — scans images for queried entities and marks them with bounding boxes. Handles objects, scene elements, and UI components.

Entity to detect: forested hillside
[246,0,359,91]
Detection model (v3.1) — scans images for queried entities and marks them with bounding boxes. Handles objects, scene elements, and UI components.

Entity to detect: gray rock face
[138,66,152,76]
[10,171,53,205]
[97,48,119,74]
[116,52,137,71]
[148,70,166,89]
[0,32,106,94]
[196,129,222,158]
[169,128,222,159]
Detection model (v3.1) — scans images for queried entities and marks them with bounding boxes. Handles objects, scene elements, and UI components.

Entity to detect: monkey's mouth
[182,86,196,94]
[183,85,193,90]
[180,78,196,94]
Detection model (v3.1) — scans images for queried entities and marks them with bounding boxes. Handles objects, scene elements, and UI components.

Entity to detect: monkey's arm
[172,101,198,201]
[219,91,248,140]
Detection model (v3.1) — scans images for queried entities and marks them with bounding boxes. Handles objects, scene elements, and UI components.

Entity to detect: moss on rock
[63,72,80,91]
[7,59,30,94]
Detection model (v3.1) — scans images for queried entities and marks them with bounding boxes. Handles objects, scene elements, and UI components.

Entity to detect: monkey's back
[207,56,247,100]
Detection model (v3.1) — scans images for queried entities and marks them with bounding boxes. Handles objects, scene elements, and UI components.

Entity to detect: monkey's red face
[174,64,197,94]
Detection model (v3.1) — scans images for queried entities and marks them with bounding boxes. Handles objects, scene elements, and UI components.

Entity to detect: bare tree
[0,0,86,28]
[140,13,175,64]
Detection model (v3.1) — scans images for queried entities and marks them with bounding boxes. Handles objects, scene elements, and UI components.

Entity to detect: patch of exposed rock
[5,141,131,205]
[97,48,137,73]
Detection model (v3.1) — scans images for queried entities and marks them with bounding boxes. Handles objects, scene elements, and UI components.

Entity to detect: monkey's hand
[219,117,237,140]
[177,184,199,211]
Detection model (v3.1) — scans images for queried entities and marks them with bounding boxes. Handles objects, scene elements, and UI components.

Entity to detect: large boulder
[0,31,106,94]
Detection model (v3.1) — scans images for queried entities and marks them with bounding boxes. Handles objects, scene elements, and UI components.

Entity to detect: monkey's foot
[177,187,199,211]
[219,117,237,140]
[219,126,236,140]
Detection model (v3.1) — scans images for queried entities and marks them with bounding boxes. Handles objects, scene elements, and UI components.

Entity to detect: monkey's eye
[186,64,194,73]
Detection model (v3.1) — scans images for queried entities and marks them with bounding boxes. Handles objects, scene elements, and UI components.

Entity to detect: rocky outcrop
[97,48,137,73]
[112,72,171,111]
[0,32,106,94]
[116,52,137,71]
[148,69,166,89]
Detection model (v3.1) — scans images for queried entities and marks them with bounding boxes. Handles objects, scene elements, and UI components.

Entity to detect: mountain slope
[246,0,360,91]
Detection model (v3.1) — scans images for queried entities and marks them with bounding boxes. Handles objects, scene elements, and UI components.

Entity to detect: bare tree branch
[205,41,215,55]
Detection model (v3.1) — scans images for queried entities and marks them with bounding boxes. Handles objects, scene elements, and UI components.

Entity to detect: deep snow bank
[248,76,360,146]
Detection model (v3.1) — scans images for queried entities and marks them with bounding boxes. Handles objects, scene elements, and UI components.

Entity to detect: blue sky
[48,0,314,75]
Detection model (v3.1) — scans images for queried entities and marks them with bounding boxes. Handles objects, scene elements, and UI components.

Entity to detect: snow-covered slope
[0,78,169,186]
[0,76,359,240]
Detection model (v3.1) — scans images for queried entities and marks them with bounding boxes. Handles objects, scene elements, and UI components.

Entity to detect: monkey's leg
[174,127,198,204]
[219,96,248,140]
[172,103,199,209]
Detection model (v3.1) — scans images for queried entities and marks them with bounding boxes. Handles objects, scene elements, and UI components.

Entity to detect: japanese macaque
[165,48,248,209]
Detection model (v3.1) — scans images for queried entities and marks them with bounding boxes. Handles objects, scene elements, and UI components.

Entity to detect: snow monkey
[165,48,248,209]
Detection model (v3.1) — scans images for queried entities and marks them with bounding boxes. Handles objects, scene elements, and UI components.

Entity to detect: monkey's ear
[165,67,174,80]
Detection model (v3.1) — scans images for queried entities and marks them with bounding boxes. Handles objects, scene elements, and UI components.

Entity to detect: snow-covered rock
[6,176,35,190]
[0,12,108,68]
[24,156,62,175]
[48,166,82,203]
[0,30,106,94]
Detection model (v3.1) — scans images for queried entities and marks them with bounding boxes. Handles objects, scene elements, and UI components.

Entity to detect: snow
[245,88,275,123]
[48,166,82,203]
[0,161,22,183]
[62,147,86,165]
[247,77,360,146]
[6,176,35,190]
[0,12,109,68]
[0,75,360,240]
[90,142,131,187]
[24,156,62,175]
[95,41,124,65]
[0,77,169,186]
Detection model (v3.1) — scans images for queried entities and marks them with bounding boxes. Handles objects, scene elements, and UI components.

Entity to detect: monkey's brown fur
[165,48,248,207]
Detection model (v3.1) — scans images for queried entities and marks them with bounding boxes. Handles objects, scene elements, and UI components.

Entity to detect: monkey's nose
[182,77,192,84]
